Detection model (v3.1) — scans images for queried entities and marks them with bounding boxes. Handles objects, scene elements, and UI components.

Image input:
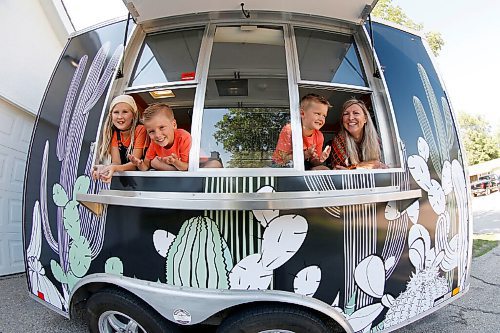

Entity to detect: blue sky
[65,0,500,126]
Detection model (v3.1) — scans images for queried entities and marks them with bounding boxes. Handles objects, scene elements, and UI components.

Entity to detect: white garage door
[0,98,34,276]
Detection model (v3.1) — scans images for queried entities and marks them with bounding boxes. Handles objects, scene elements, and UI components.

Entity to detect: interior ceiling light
[215,79,248,96]
[149,90,176,99]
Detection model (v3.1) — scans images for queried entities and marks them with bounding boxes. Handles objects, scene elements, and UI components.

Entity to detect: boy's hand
[319,145,331,163]
[304,145,317,161]
[158,154,179,165]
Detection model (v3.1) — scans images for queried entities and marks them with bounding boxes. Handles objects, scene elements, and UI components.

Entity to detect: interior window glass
[200,26,292,168]
[130,28,204,87]
[295,28,368,87]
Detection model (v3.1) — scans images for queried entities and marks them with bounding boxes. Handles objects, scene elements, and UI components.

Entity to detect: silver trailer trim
[70,273,355,332]
[77,188,420,214]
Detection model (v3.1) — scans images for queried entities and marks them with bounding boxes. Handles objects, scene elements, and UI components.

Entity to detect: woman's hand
[356,160,388,169]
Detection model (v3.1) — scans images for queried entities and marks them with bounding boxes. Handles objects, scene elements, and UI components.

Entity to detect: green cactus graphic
[165,216,232,289]
[50,175,94,291]
[105,257,124,276]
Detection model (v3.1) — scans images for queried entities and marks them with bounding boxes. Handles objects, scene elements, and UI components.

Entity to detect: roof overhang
[123,0,378,25]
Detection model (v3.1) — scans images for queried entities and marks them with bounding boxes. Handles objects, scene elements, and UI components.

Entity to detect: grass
[472,239,499,258]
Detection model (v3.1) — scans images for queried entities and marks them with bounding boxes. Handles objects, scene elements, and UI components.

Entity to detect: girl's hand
[91,165,102,180]
[99,165,116,183]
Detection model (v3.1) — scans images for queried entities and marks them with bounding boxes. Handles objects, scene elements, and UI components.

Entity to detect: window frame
[99,15,404,178]
[125,26,207,92]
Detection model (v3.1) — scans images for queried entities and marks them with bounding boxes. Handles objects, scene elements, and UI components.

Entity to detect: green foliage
[472,239,499,258]
[372,0,444,56]
[458,112,500,165]
[213,108,289,168]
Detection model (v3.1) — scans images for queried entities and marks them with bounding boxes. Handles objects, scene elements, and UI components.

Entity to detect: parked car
[471,174,500,196]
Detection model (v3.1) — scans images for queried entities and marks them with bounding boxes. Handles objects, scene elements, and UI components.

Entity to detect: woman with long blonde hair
[93,94,148,182]
[329,98,387,169]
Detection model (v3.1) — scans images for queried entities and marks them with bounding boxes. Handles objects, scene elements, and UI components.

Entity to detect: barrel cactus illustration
[165,216,233,289]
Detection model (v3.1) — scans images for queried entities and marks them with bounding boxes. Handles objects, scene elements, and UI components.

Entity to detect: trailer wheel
[217,304,332,333]
[87,289,180,333]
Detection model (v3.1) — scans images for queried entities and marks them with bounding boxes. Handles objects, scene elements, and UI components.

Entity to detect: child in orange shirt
[93,94,148,182]
[273,93,331,169]
[129,103,191,171]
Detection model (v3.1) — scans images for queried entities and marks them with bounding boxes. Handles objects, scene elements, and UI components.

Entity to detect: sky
[63,0,500,127]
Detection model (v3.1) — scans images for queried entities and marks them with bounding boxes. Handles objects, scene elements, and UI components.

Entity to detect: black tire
[87,289,180,333]
[217,305,331,333]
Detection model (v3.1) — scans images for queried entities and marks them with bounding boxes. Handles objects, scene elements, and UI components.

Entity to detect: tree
[372,0,445,56]
[458,112,500,165]
[213,108,290,168]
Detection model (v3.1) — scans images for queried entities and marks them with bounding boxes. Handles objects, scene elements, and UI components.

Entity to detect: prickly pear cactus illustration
[229,186,309,291]
[162,216,233,289]
[50,175,93,291]
[105,257,124,276]
[153,185,311,292]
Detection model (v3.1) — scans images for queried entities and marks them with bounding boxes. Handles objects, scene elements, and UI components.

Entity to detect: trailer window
[129,28,204,87]
[295,28,368,87]
[199,26,292,168]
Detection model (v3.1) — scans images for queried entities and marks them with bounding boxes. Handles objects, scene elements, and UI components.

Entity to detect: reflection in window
[200,26,292,168]
[295,28,367,87]
[130,28,204,87]
[202,108,290,168]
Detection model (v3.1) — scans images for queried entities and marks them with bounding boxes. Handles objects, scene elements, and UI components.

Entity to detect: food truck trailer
[23,1,472,332]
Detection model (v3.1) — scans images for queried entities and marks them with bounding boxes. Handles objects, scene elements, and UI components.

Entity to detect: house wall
[0,0,72,275]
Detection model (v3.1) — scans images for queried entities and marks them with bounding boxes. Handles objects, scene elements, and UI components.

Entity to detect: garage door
[0,98,34,276]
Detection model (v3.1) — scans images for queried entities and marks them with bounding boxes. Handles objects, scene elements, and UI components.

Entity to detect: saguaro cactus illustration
[413,63,455,178]
[30,42,122,305]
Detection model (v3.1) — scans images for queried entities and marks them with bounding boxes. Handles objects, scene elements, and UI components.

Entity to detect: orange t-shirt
[145,129,191,162]
[111,125,147,150]
[272,123,324,165]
